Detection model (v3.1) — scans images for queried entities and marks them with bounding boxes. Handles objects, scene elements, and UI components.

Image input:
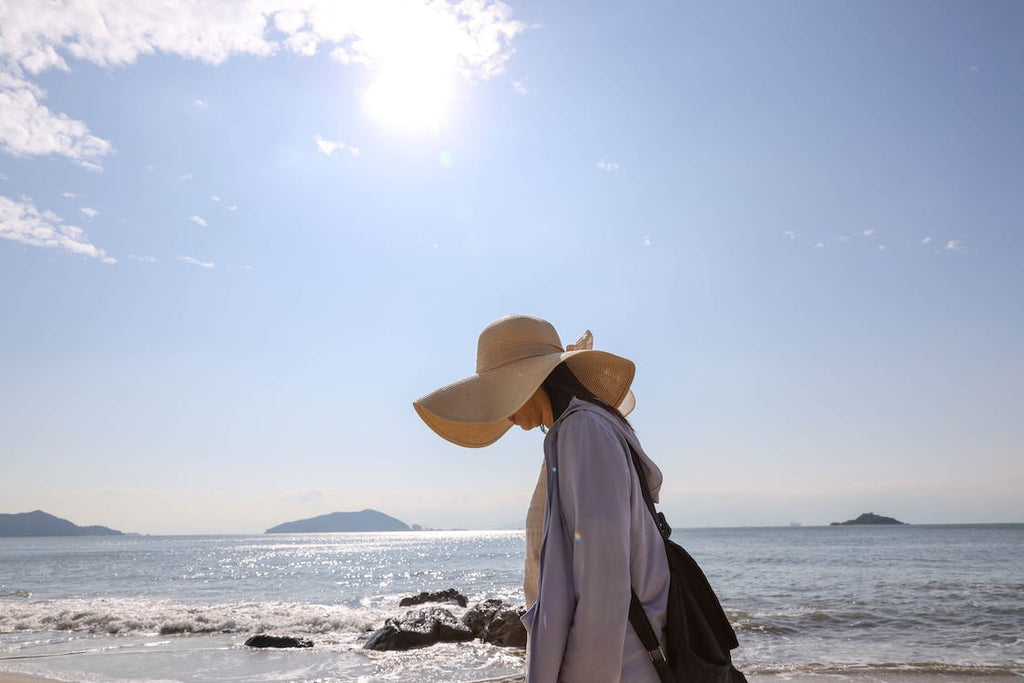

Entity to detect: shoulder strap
[630,589,673,683]
[626,442,674,683]
[627,443,672,541]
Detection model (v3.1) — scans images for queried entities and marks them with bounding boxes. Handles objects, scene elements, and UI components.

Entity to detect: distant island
[831,512,907,526]
[266,509,410,534]
[0,510,123,537]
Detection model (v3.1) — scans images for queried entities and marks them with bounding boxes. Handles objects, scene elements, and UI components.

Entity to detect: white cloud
[178,255,215,269]
[226,204,238,211]
[878,244,887,252]
[189,215,208,227]
[210,195,221,202]
[597,159,620,172]
[642,236,652,247]
[513,79,528,95]
[0,2,523,162]
[784,230,798,240]
[129,254,157,263]
[814,241,824,249]
[0,72,113,162]
[945,239,968,254]
[922,236,932,245]
[862,229,875,237]
[0,194,114,263]
[192,97,207,108]
[61,191,76,198]
[315,134,360,157]
[76,159,104,173]
[0,172,8,181]
[178,172,194,183]
[79,206,98,218]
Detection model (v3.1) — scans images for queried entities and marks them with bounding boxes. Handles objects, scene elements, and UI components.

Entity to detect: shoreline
[3,671,1022,683]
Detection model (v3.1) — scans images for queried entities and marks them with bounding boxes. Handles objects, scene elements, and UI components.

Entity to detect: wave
[745,662,1024,677]
[0,597,385,637]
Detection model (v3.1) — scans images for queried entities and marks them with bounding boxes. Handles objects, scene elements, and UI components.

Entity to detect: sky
[1,1,1022,535]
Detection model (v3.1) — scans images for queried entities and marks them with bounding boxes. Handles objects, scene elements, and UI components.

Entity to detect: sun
[360,8,461,133]
[363,61,454,133]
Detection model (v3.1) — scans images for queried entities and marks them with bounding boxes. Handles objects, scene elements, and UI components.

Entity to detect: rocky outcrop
[831,512,907,526]
[399,589,468,608]
[244,635,314,648]
[462,599,526,647]
[364,607,475,651]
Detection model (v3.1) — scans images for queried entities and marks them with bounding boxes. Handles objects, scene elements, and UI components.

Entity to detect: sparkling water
[1,526,1022,681]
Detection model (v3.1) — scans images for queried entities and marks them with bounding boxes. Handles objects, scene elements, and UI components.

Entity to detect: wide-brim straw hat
[414,314,636,448]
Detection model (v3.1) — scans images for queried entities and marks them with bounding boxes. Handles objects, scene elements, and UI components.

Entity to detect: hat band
[476,341,562,373]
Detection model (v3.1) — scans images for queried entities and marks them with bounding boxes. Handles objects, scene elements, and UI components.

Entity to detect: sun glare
[359,5,461,133]
[363,63,454,133]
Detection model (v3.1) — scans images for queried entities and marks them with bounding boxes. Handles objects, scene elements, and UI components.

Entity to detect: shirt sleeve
[555,411,633,682]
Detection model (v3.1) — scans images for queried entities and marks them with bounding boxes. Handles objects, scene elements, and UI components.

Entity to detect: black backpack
[627,445,748,683]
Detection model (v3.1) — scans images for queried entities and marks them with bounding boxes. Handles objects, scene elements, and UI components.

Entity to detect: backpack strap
[626,441,674,683]
[630,589,674,682]
[627,442,672,541]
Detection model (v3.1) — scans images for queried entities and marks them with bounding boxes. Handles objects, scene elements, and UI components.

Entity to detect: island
[0,510,123,537]
[266,509,410,533]
[830,512,907,526]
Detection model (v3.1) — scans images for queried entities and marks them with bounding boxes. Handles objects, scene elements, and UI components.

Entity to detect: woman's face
[509,387,553,431]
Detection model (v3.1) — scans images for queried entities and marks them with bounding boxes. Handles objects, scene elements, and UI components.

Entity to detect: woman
[414,314,670,682]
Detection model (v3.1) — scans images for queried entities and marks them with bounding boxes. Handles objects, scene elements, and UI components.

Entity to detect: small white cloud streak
[945,240,968,254]
[210,195,221,202]
[178,173,194,183]
[0,194,114,263]
[922,236,932,245]
[178,255,215,269]
[512,80,528,95]
[315,134,360,157]
[79,206,98,218]
[226,204,238,211]
[189,215,208,227]
[597,159,620,172]
[784,230,799,240]
[814,241,824,249]
[61,191,76,198]
[129,254,156,263]
[193,97,207,108]
[863,229,875,237]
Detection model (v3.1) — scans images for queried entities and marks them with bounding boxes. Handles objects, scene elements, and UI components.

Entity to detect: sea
[1,525,1022,682]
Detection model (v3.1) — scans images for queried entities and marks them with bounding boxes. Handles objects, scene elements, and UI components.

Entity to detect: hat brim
[414,349,635,448]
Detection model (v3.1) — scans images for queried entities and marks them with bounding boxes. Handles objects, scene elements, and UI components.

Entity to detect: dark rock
[363,607,474,651]
[244,634,313,648]
[462,599,527,648]
[830,512,907,526]
[399,589,468,608]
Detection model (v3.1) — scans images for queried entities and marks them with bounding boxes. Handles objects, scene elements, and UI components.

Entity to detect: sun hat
[413,314,636,448]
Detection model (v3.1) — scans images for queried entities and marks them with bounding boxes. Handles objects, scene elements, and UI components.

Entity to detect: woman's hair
[541,362,632,430]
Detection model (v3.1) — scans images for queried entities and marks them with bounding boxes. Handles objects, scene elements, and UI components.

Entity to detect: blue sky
[1,1,1021,534]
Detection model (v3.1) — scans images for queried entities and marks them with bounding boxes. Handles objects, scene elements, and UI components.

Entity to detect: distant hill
[831,512,907,526]
[265,509,410,534]
[0,510,124,537]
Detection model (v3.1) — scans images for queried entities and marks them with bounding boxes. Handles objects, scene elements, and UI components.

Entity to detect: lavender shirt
[522,398,670,682]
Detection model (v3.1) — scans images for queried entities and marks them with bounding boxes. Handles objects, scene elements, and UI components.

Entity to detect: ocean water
[1,525,1022,681]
